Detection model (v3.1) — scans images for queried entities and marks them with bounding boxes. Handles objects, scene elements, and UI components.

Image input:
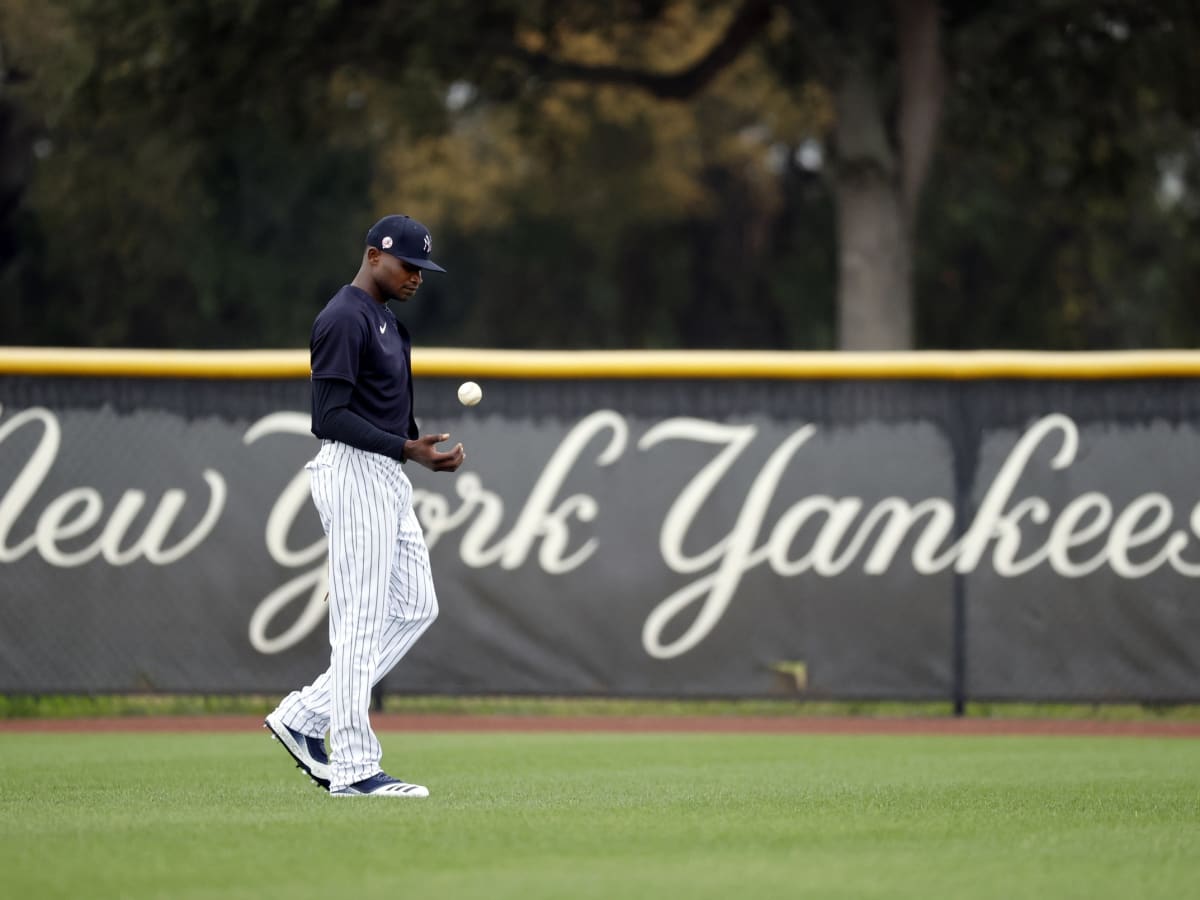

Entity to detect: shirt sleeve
[310,308,366,383]
[311,377,409,461]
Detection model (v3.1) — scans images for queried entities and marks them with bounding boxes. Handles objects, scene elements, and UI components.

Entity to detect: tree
[918,0,1200,348]
[495,0,1198,349]
[508,0,943,348]
[0,0,380,347]
[368,3,835,348]
[2,0,1197,351]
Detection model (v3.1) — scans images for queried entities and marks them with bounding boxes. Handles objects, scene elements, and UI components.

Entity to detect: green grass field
[2,730,1197,900]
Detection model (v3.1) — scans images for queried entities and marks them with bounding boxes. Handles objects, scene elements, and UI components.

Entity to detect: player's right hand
[404,433,465,472]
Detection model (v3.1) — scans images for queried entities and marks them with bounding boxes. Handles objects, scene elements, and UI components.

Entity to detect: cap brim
[397,256,446,274]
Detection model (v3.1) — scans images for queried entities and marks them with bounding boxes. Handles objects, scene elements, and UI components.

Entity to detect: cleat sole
[263,721,331,792]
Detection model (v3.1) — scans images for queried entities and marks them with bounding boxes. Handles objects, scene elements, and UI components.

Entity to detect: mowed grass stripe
[1,732,1196,900]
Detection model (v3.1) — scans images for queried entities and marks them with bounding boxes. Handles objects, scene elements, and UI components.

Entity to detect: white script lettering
[0,405,226,568]
[246,409,627,653]
[636,414,1200,658]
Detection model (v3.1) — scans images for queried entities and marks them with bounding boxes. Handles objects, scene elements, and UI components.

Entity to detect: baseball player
[265,215,464,798]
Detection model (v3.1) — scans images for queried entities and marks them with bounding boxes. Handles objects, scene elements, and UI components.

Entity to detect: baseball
[457,381,482,407]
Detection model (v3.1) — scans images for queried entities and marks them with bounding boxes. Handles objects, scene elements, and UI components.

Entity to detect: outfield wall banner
[1,366,1199,701]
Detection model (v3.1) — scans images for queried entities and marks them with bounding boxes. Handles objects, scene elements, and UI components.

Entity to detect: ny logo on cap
[381,236,394,249]
[423,234,432,253]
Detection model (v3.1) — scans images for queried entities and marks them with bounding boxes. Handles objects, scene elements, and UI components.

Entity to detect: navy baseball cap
[366,215,446,273]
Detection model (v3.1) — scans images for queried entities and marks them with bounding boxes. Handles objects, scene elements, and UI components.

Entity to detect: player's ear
[365,246,381,266]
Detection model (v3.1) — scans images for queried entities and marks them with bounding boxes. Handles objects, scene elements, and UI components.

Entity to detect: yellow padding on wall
[2,346,1200,380]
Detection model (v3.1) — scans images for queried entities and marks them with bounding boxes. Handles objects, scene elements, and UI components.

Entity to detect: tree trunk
[832,56,913,350]
[894,0,945,224]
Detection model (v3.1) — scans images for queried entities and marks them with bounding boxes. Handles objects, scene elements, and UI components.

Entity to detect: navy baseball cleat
[264,711,331,791]
[330,772,429,798]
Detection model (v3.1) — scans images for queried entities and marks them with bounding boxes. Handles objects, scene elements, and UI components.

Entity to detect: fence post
[950,386,978,718]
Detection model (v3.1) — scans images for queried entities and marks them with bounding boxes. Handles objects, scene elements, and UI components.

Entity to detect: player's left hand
[405,433,465,472]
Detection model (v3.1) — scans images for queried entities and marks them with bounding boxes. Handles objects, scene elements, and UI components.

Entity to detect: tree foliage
[0,0,1196,350]
[919,0,1200,348]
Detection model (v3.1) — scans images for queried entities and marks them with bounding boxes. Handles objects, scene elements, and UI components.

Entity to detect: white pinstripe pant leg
[376,499,439,677]
[319,442,394,789]
[273,442,438,791]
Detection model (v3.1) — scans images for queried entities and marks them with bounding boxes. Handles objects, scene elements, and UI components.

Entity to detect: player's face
[375,252,423,302]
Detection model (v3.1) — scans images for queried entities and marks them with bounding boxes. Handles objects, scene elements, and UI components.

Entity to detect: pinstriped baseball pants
[273,440,438,791]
